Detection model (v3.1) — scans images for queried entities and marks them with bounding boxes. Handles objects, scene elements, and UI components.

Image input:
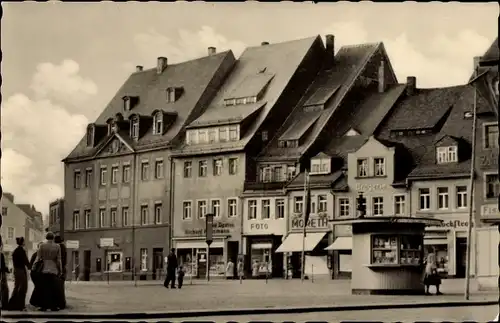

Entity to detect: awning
[424,238,448,246]
[251,243,272,250]
[174,240,224,249]
[275,232,327,253]
[324,237,352,251]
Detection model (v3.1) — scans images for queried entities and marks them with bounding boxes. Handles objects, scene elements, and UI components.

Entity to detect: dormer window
[153,112,163,135]
[436,146,457,164]
[166,87,183,103]
[86,125,94,147]
[124,97,131,111]
[130,117,139,139]
[311,158,330,175]
[278,140,298,148]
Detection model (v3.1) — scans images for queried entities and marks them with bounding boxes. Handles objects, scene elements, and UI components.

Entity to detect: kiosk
[330,216,443,295]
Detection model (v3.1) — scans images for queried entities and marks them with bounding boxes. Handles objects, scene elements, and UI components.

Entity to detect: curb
[1,299,498,319]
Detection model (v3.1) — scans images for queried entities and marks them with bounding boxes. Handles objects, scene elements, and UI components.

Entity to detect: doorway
[83,250,91,281]
[197,250,207,278]
[456,238,467,278]
[152,248,164,280]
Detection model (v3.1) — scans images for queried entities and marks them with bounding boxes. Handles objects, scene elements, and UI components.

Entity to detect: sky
[1,2,498,217]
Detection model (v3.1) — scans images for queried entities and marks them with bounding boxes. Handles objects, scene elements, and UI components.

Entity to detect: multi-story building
[17,203,45,257]
[48,198,65,238]
[170,36,328,278]
[62,49,236,281]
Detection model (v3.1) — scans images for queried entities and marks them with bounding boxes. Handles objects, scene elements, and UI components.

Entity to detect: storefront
[243,217,287,278]
[424,213,474,278]
[326,224,353,279]
[276,213,331,279]
[476,204,500,289]
[173,217,241,278]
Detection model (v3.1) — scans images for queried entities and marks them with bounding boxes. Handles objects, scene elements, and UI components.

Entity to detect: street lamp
[206,213,214,282]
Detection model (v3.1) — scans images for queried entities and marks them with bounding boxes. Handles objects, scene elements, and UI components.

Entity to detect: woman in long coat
[423,252,442,295]
[29,242,43,308]
[6,237,30,311]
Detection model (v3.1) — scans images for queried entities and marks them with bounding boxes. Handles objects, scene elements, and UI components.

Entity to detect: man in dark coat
[163,248,178,289]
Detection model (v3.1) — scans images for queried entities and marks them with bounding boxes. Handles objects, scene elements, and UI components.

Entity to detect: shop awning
[275,232,327,253]
[424,238,447,245]
[174,240,224,249]
[251,243,273,250]
[324,237,352,251]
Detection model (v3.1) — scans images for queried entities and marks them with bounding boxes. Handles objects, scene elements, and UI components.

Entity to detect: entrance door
[456,238,467,278]
[197,250,207,278]
[83,250,91,281]
[152,248,164,280]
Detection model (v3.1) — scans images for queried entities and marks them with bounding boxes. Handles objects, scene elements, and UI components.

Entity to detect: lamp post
[206,213,214,282]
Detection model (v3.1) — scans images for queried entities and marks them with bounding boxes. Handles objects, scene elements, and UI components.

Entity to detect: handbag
[32,259,44,274]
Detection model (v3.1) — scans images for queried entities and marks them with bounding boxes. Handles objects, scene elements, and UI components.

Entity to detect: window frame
[153,112,163,135]
[456,186,468,209]
[293,196,304,214]
[484,172,499,199]
[122,207,130,227]
[155,160,164,179]
[275,198,285,219]
[213,159,223,176]
[372,197,384,216]
[199,160,208,177]
[437,187,450,210]
[394,195,406,216]
[211,199,221,218]
[85,168,93,187]
[111,166,119,184]
[228,158,238,175]
[73,211,80,230]
[248,199,258,220]
[182,201,193,220]
[100,167,107,186]
[183,161,192,178]
[110,208,118,227]
[261,199,271,219]
[141,161,150,181]
[374,157,386,177]
[122,165,131,183]
[227,198,238,218]
[197,200,208,219]
[84,209,91,229]
[154,203,162,224]
[483,122,499,149]
[140,205,149,225]
[99,208,106,228]
[317,195,327,213]
[74,170,82,189]
[436,146,458,164]
[357,158,368,177]
[419,188,431,210]
[338,197,350,217]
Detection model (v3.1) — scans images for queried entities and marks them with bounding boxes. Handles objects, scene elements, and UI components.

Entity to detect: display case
[371,234,423,266]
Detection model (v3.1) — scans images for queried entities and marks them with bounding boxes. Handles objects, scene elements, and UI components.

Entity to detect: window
[197,200,207,219]
[122,165,131,183]
[294,196,304,214]
[318,195,327,213]
[85,169,92,187]
[1,207,7,217]
[100,167,107,186]
[84,210,91,229]
[206,129,216,143]
[125,257,131,271]
[122,207,129,227]
[183,161,192,178]
[211,200,221,217]
[394,195,406,216]
[213,159,223,176]
[199,161,208,177]
[338,198,350,217]
[141,162,149,181]
[199,130,207,144]
[229,158,238,175]
[96,258,102,272]
[486,174,499,199]
[287,167,296,180]
[73,211,80,230]
[311,198,316,214]
[107,252,123,272]
[131,118,139,139]
[262,199,271,219]
[437,187,449,209]
[275,199,285,219]
[228,199,237,217]
[140,248,148,271]
[183,201,192,220]
[485,124,499,148]
[436,146,458,163]
[373,197,384,216]
[374,158,386,176]
[248,200,257,219]
[99,209,106,227]
[7,227,15,240]
[141,205,148,225]
[74,170,81,189]
[219,128,228,142]
[456,186,467,208]
[357,159,368,177]
[154,203,162,224]
[419,188,431,210]
[86,126,94,146]
[153,112,163,135]
[274,167,283,182]
[260,167,272,182]
[111,166,119,184]
[229,126,238,141]
[124,97,131,111]
[155,160,164,179]
[110,208,117,227]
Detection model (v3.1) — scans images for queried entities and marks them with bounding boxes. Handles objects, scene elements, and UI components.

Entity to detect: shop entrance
[197,250,207,278]
[152,248,163,280]
[83,250,91,281]
[455,238,467,278]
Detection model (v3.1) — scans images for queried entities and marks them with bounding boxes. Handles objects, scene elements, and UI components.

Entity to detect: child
[177,265,185,289]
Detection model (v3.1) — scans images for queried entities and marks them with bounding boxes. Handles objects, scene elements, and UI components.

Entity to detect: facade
[48,198,65,238]
[17,204,45,257]
[62,49,236,281]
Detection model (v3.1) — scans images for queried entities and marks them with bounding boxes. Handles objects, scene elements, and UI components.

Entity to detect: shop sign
[184,222,235,236]
[245,220,285,235]
[66,240,79,249]
[478,151,498,169]
[291,216,329,230]
[427,218,471,230]
[99,238,114,247]
[481,204,500,218]
[355,183,387,192]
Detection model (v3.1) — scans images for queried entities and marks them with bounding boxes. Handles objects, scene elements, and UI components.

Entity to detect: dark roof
[258,43,386,161]
[279,110,322,141]
[174,36,322,156]
[225,73,275,99]
[482,37,499,63]
[286,170,344,190]
[64,51,235,161]
[407,160,471,179]
[186,102,266,128]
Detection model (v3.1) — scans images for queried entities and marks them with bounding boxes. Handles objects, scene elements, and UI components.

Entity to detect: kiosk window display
[371,234,423,266]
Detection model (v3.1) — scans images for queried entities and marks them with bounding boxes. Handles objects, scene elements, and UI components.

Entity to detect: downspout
[168,156,175,252]
[131,152,138,286]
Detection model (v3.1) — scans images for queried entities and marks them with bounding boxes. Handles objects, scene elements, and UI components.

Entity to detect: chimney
[156,56,167,75]
[135,65,143,72]
[406,76,417,96]
[261,42,269,46]
[208,47,216,56]
[473,56,482,73]
[378,60,385,93]
[325,34,335,57]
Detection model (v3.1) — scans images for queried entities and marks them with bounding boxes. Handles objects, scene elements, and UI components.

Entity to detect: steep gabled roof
[64,51,236,161]
[173,36,323,156]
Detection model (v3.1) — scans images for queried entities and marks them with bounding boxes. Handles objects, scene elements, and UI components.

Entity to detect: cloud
[133,26,247,66]
[2,61,91,215]
[323,21,491,88]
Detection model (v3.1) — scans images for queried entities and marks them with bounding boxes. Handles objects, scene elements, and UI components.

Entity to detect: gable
[435,135,458,147]
[95,134,134,158]
[355,136,392,156]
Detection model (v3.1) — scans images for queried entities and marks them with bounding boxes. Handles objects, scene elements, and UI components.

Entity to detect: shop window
[371,235,423,266]
[456,186,467,208]
[96,258,102,272]
[107,251,123,272]
[357,159,368,177]
[140,248,148,272]
[437,187,449,209]
[419,188,431,210]
[394,195,406,216]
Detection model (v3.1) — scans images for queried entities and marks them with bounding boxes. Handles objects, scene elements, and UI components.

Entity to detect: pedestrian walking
[0,237,10,310]
[225,259,235,280]
[54,235,67,309]
[252,259,259,278]
[177,265,185,289]
[35,231,63,311]
[29,242,44,309]
[6,237,30,311]
[164,248,178,289]
[237,257,244,279]
[423,251,442,295]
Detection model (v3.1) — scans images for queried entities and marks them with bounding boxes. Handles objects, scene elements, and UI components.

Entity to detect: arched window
[153,112,163,135]
[86,124,94,147]
[130,116,139,139]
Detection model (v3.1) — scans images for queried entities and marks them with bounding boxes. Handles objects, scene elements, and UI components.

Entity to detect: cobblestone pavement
[5,278,497,314]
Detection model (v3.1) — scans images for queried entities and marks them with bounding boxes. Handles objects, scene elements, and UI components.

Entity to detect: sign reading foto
[244,220,285,235]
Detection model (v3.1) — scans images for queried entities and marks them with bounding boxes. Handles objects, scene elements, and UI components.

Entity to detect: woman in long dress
[29,242,43,308]
[423,252,442,295]
[6,237,30,311]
